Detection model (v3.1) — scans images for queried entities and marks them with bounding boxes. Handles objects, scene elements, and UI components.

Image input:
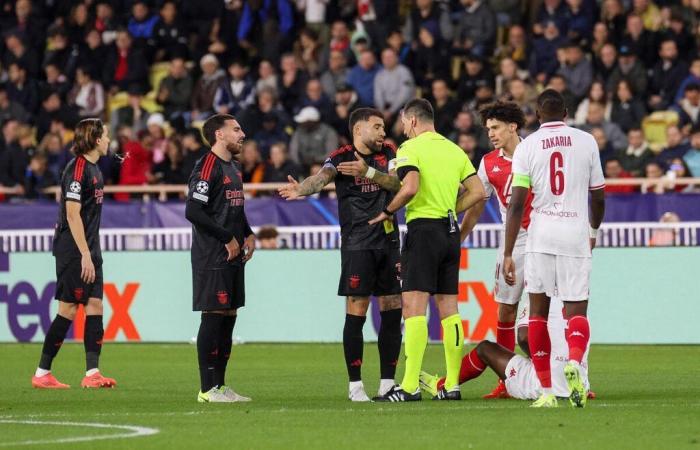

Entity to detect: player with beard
[186,114,256,403]
[279,108,403,402]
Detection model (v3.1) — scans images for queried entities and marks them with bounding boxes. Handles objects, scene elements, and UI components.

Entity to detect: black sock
[84,315,104,371]
[38,315,73,371]
[214,315,237,387]
[343,314,366,382]
[197,313,224,392]
[378,308,403,380]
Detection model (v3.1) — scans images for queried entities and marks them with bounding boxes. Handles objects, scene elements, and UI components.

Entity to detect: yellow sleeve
[460,156,476,181]
[395,142,418,169]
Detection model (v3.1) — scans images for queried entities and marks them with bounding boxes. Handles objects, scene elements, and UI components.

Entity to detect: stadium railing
[0,177,698,200]
[1,222,698,252]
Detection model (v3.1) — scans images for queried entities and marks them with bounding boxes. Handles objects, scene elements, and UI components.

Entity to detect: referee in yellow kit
[371,99,486,401]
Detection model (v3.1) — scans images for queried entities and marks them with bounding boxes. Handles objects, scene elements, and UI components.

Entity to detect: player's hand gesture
[242,234,256,263]
[503,255,516,286]
[278,175,303,200]
[225,237,241,261]
[81,253,96,284]
[368,211,390,225]
[337,152,368,178]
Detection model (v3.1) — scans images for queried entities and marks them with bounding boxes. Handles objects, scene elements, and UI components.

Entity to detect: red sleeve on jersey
[325,144,353,167]
[73,157,85,181]
[383,141,397,156]
[200,153,217,181]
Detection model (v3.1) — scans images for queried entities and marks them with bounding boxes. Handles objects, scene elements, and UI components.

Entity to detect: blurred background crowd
[1,0,700,201]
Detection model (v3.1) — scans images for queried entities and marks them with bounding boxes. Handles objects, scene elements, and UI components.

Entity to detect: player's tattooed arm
[278,166,336,199]
[336,152,401,192]
[371,169,401,192]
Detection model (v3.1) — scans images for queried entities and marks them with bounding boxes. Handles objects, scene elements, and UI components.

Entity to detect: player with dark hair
[458,101,533,399]
[371,98,486,402]
[186,113,256,403]
[279,107,403,402]
[504,89,605,407]
[31,118,116,389]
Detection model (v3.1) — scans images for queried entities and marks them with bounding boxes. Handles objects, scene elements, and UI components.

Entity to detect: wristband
[383,208,393,216]
[589,226,599,239]
[366,166,377,179]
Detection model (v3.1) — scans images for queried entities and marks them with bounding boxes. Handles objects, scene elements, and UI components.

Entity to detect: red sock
[566,315,590,363]
[437,348,485,391]
[496,321,516,352]
[528,316,552,389]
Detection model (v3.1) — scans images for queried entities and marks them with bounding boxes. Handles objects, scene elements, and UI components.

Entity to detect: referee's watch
[383,208,394,216]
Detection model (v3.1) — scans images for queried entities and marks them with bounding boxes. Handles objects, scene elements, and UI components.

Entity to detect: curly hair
[478,101,526,130]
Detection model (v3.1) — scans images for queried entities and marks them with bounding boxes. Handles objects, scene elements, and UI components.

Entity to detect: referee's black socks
[214,315,237,387]
[343,314,366,382]
[378,308,402,380]
[197,313,224,393]
[38,314,72,371]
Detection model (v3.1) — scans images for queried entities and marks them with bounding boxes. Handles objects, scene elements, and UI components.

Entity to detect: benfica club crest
[216,291,228,305]
[349,275,360,289]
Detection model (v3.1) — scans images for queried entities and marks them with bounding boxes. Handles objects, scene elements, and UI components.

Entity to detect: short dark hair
[73,118,105,155]
[685,83,700,93]
[202,114,236,146]
[402,98,434,123]
[479,101,526,130]
[536,89,566,120]
[348,107,383,135]
[605,157,621,166]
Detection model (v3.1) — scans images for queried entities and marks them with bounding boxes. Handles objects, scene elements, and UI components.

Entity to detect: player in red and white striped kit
[459,101,532,399]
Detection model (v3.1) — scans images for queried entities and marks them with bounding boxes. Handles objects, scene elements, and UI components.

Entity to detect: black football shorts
[54,256,104,304]
[338,248,401,297]
[193,264,245,311]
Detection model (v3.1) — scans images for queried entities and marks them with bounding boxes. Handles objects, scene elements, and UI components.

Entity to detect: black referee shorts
[54,256,104,304]
[401,219,461,295]
[193,264,245,311]
[338,248,401,297]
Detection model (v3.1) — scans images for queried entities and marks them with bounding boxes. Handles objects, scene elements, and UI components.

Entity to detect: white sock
[348,381,364,392]
[86,368,99,376]
[378,379,395,396]
[35,368,50,377]
[542,387,554,396]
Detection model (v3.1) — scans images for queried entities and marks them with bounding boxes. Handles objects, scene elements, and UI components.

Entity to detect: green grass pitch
[1,343,698,449]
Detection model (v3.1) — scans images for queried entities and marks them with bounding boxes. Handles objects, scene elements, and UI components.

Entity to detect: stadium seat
[642,110,680,153]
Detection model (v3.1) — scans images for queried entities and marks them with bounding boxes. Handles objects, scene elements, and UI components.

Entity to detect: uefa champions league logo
[195,181,209,194]
[69,181,81,193]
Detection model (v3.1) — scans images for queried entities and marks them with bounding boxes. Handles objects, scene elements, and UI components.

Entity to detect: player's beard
[364,137,383,152]
[226,140,243,155]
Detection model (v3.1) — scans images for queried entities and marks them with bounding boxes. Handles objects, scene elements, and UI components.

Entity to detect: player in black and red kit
[279,108,403,401]
[31,118,116,389]
[185,114,256,403]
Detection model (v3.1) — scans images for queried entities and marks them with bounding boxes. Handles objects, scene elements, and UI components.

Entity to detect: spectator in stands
[386,29,413,67]
[181,128,207,178]
[402,0,453,45]
[23,153,57,199]
[36,92,75,143]
[582,101,627,152]
[412,26,450,93]
[649,39,689,111]
[594,43,618,89]
[0,120,24,190]
[546,74,577,117]
[264,141,302,183]
[507,78,538,112]
[329,83,359,142]
[667,157,696,192]
[257,226,280,249]
[641,161,669,194]
[534,0,568,37]
[620,128,654,177]
[557,41,593,101]
[111,85,150,140]
[76,29,108,76]
[564,0,594,45]
[431,79,459,136]
[294,28,323,77]
[207,0,245,65]
[254,113,290,159]
[623,14,658,69]
[495,57,528,97]
[604,157,635,194]
[632,0,661,31]
[152,1,188,62]
[240,140,266,184]
[529,21,565,84]
[611,79,647,133]
[676,59,700,104]
[347,49,380,107]
[296,78,332,120]
[67,66,105,119]
[156,57,193,127]
[684,129,700,177]
[574,81,610,125]
[374,48,415,126]
[590,22,610,57]
[238,0,294,63]
[37,132,69,181]
[103,29,149,94]
[495,25,528,70]
[146,113,168,165]
[256,59,279,95]
[240,87,291,139]
[115,128,152,201]
[42,37,73,89]
[600,0,626,43]
[657,125,690,167]
[93,2,118,43]
[289,106,338,169]
[277,53,309,113]
[8,0,46,54]
[662,10,695,59]
[3,31,40,79]
[190,53,225,122]
[456,132,481,166]
[590,126,615,164]
[151,138,186,188]
[0,84,28,127]
[320,51,349,99]
[453,0,497,57]
[650,212,680,247]
[66,6,89,58]
[607,44,648,98]
[448,110,489,153]
[457,54,494,103]
[675,83,700,133]
[6,62,39,115]
[321,20,353,69]
[214,60,257,116]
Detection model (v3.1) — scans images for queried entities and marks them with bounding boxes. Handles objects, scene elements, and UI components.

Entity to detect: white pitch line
[0,420,159,447]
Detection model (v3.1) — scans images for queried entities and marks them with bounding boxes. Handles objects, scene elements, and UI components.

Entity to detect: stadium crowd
[0,0,700,201]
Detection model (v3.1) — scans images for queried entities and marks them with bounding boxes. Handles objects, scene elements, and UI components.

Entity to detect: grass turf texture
[1,343,698,449]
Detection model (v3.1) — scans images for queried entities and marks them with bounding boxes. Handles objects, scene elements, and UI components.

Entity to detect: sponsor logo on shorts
[509,367,517,378]
[74,288,84,300]
[216,291,228,305]
[349,275,360,289]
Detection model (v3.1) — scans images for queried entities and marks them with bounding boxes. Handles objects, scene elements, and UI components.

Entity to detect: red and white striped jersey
[478,148,533,230]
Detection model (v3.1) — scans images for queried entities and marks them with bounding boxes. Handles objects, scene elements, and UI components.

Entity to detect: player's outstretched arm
[456,175,487,214]
[336,152,401,192]
[278,167,336,200]
[589,188,605,249]
[66,201,95,284]
[503,186,528,286]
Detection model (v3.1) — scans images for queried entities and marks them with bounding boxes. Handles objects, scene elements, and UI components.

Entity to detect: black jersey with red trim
[323,143,399,251]
[52,156,105,263]
[187,151,248,269]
